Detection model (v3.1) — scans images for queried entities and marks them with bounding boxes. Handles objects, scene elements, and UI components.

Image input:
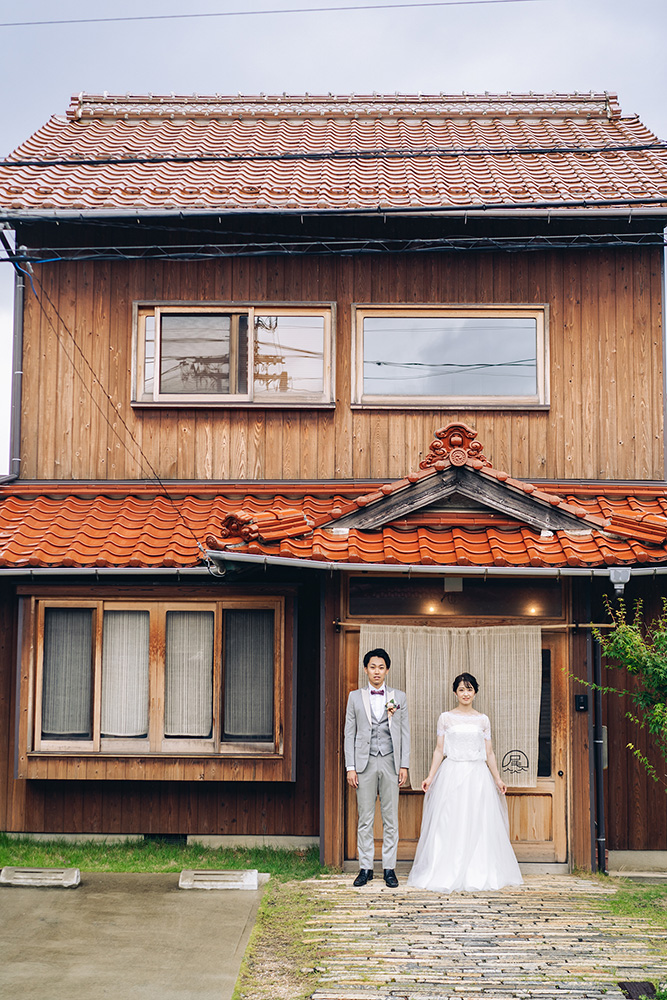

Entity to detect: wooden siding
[600,579,667,852]
[20,248,664,482]
[0,583,320,837]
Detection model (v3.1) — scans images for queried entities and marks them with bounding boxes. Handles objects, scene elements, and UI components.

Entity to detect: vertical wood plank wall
[600,580,667,852]
[20,248,664,482]
[0,584,320,837]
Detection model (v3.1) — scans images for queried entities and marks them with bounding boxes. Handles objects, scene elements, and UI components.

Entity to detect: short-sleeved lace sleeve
[481,714,491,741]
[436,712,448,737]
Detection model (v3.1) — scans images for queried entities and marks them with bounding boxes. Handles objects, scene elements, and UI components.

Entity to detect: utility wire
[0,0,546,30]
[3,233,666,264]
[9,212,667,248]
[0,243,210,564]
[4,141,667,170]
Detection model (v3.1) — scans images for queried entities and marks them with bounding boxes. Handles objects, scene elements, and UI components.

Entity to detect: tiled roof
[0,487,666,571]
[1,92,666,214]
[2,423,667,571]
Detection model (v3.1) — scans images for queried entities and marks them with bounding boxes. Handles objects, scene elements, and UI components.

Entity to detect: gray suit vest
[369,709,393,757]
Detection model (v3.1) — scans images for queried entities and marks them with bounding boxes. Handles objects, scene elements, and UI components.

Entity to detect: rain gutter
[2,206,667,222]
[205,550,667,584]
[0,567,213,578]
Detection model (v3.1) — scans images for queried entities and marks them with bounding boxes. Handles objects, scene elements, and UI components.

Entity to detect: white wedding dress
[408,711,523,892]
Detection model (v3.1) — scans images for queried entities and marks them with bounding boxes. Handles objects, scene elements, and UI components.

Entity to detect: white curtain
[42,609,93,738]
[224,610,274,741]
[164,611,214,737]
[358,624,541,787]
[101,611,149,738]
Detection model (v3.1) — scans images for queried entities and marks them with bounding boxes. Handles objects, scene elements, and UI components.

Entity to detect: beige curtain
[101,610,149,738]
[358,624,541,788]
[164,611,214,737]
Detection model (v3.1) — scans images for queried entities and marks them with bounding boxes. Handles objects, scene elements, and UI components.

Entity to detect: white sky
[0,0,665,477]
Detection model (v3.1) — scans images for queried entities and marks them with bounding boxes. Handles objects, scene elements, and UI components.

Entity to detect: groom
[344,648,410,888]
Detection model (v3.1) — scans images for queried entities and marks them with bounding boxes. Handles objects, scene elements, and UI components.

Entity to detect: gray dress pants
[356,752,399,869]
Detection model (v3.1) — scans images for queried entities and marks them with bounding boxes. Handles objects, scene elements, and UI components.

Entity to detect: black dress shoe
[383,868,399,888]
[353,869,373,887]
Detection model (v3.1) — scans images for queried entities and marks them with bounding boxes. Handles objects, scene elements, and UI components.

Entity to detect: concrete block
[0,866,80,887]
[178,868,259,890]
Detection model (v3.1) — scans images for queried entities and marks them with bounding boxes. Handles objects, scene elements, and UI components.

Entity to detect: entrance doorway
[344,630,568,864]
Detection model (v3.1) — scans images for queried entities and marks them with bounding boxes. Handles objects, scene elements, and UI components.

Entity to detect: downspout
[585,585,597,872]
[663,233,667,480]
[10,262,24,478]
[318,574,326,866]
[593,637,607,873]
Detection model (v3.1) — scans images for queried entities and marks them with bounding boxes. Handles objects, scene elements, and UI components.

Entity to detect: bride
[407,672,523,892]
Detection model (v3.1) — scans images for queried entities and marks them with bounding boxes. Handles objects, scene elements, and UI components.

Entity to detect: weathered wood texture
[600,579,667,852]
[0,584,320,836]
[20,249,664,481]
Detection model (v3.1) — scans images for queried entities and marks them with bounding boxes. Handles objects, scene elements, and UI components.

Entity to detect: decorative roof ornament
[420,423,492,471]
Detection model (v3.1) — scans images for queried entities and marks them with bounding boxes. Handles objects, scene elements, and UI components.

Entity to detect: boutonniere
[386,697,400,718]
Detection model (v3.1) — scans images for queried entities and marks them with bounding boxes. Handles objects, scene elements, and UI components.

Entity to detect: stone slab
[0,866,80,887]
[179,868,259,890]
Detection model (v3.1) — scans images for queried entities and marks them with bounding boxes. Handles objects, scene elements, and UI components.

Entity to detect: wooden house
[0,92,666,869]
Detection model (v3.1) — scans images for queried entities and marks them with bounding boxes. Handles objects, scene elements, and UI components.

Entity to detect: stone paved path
[302,874,666,1000]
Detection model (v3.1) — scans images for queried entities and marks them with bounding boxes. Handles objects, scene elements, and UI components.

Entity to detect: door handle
[558,770,564,777]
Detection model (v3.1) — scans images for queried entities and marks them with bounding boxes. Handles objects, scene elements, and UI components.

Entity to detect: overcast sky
[0,0,665,476]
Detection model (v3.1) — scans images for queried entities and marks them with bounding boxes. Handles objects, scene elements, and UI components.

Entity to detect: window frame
[351,303,549,409]
[132,300,336,407]
[25,595,288,769]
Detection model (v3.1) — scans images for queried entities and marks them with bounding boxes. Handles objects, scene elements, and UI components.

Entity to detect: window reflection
[362,315,538,398]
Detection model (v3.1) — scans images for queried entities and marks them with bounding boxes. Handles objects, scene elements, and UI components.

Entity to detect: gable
[326,424,608,535]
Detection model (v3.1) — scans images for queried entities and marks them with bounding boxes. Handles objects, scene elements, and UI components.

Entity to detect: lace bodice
[437,711,491,761]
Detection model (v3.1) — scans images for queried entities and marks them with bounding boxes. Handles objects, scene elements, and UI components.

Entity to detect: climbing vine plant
[594,598,667,786]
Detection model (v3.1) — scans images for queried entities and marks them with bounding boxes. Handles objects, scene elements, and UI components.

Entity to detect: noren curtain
[358,624,541,787]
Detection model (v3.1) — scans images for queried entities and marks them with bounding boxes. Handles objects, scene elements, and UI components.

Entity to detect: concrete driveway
[0,872,264,1000]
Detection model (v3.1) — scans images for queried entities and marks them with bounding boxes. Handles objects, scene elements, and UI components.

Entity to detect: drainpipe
[9,260,24,478]
[593,637,608,873]
[663,234,667,480]
[584,586,597,872]
[0,229,23,479]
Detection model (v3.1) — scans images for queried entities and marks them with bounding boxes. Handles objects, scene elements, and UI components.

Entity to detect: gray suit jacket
[344,686,410,776]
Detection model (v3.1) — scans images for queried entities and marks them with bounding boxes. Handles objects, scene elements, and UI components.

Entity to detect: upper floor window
[352,305,548,408]
[134,303,334,406]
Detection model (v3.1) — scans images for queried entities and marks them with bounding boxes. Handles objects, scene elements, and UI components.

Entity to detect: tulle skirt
[407,757,523,893]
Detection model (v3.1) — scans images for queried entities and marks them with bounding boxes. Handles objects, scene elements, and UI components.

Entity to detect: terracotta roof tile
[3,418,667,570]
[2,92,666,214]
[0,488,666,570]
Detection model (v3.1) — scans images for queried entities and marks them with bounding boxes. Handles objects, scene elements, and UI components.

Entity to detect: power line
[4,142,667,170]
[0,0,546,30]
[0,254,211,564]
[3,232,665,264]
[9,211,667,248]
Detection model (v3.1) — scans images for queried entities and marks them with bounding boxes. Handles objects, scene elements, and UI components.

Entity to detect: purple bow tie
[370,689,385,695]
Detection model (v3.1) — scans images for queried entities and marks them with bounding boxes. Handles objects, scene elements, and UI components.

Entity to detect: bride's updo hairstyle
[452,672,479,693]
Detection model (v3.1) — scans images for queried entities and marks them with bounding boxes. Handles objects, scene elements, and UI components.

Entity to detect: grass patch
[0,833,328,881]
[233,880,331,1000]
[601,878,667,931]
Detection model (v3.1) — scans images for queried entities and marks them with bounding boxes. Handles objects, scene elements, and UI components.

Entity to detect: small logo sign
[502,749,529,774]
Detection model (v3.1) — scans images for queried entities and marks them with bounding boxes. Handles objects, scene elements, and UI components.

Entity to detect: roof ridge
[66,91,621,122]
